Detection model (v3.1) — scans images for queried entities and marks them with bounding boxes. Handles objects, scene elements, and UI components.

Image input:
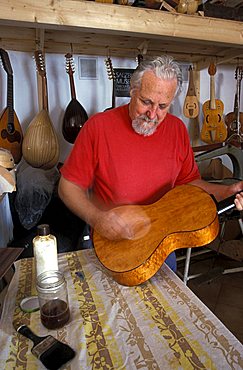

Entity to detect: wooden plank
[0,1,242,47]
[0,24,242,66]
[0,248,24,280]
[0,1,242,65]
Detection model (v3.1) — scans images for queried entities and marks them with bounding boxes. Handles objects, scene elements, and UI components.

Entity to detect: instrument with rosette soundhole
[225,66,243,147]
[22,50,59,169]
[0,48,23,164]
[201,63,227,144]
[62,53,88,144]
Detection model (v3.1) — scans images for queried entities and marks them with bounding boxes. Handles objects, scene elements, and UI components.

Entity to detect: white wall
[0,51,242,244]
[0,51,241,164]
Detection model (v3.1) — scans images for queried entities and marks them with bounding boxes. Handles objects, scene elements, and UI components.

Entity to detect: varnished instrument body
[93,185,219,286]
[201,63,227,144]
[0,108,22,163]
[23,109,60,169]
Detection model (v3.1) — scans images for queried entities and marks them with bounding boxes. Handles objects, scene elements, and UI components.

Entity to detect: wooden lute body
[93,185,220,286]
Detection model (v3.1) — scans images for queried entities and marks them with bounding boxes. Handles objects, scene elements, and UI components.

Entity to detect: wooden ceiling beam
[0,1,242,65]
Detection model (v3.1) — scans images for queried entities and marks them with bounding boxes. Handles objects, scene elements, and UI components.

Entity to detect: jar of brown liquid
[36,270,70,330]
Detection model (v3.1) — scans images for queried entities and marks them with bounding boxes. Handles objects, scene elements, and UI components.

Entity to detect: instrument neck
[7,74,14,118]
[42,75,49,111]
[69,73,76,99]
[209,75,216,110]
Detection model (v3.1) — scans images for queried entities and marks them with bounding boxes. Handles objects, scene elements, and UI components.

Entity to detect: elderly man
[58,55,243,271]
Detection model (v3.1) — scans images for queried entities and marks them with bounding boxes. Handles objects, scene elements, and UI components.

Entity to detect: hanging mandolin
[0,48,23,164]
[22,50,59,169]
[62,53,88,144]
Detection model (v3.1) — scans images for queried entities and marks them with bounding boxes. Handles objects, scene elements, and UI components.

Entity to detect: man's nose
[146,107,158,120]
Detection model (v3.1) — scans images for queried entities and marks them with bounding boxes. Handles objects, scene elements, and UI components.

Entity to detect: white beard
[132,115,160,137]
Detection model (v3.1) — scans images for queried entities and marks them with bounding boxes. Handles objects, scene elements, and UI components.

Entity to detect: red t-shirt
[61,104,200,208]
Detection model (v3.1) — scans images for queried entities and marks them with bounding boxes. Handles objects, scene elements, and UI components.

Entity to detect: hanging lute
[62,53,88,144]
[22,50,59,169]
[0,48,23,163]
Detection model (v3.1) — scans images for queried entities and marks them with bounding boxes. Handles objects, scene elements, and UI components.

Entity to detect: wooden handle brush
[17,325,75,370]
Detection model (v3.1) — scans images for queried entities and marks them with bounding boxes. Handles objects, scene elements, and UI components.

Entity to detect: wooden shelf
[0,0,242,68]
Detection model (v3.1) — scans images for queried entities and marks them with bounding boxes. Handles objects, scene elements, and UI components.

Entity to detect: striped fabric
[0,249,242,369]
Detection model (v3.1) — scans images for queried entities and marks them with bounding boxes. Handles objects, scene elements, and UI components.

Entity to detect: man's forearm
[189,179,239,201]
[58,176,102,228]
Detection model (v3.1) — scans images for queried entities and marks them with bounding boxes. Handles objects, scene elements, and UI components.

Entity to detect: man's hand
[231,181,243,211]
[93,206,151,241]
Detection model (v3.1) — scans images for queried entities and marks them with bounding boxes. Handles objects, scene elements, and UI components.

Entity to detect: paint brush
[17,325,75,370]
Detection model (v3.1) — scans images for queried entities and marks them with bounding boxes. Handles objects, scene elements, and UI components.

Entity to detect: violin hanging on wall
[225,66,243,147]
[22,50,59,169]
[62,53,88,144]
[0,48,23,164]
[200,63,227,144]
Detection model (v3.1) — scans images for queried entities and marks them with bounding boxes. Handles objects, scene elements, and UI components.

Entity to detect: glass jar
[36,270,70,330]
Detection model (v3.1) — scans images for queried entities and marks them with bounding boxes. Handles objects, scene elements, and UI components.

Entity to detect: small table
[0,247,24,315]
[0,247,24,280]
[0,249,242,369]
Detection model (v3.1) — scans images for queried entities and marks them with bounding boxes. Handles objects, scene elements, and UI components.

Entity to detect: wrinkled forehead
[138,71,178,101]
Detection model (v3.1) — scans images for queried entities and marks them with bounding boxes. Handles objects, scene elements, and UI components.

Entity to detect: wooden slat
[0,1,242,65]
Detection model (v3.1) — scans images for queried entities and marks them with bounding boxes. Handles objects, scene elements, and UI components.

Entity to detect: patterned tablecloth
[0,249,242,370]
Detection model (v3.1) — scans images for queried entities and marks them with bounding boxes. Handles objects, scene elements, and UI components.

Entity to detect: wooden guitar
[183,66,199,119]
[104,57,116,110]
[22,50,59,169]
[225,66,243,147]
[201,63,227,144]
[93,184,236,286]
[62,53,88,144]
[0,48,23,164]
